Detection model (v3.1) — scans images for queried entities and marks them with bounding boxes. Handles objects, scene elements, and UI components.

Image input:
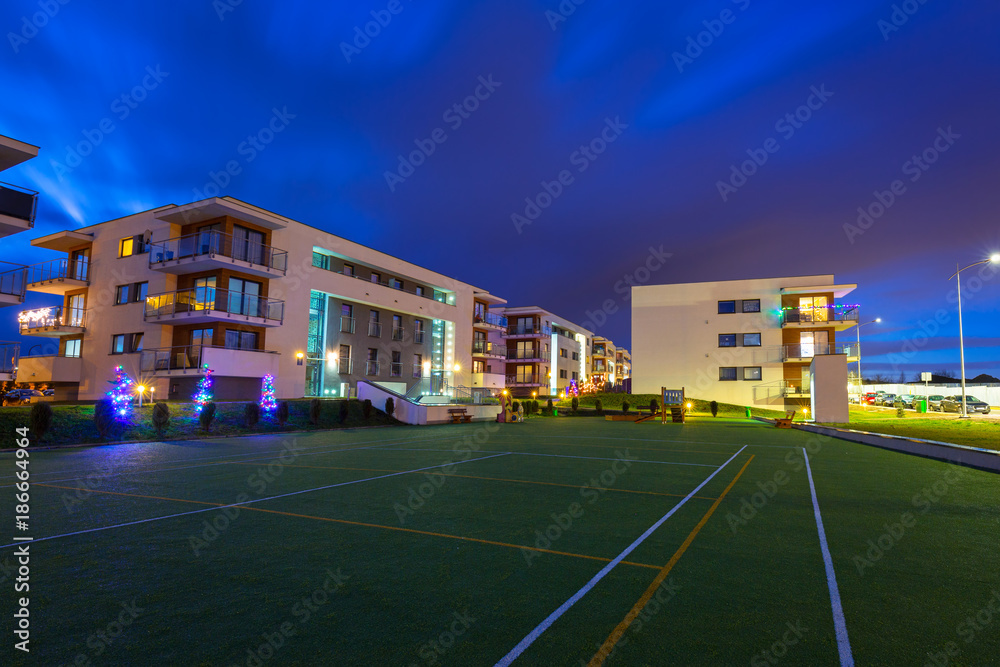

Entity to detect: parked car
[898,395,916,408]
[863,392,879,405]
[926,395,945,411]
[42,389,55,397]
[940,395,991,414]
[880,394,898,407]
[4,389,43,405]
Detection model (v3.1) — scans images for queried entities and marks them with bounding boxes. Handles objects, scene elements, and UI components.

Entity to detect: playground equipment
[497,391,523,423]
[661,387,686,423]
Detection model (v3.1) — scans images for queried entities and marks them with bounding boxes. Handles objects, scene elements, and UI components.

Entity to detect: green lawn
[833,405,1000,451]
[1,417,997,665]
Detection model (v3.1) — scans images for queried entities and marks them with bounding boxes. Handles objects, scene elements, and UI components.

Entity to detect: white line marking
[0,452,510,550]
[803,448,854,667]
[493,445,748,666]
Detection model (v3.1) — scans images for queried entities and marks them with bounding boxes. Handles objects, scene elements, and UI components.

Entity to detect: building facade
[631,275,858,409]
[15,197,504,401]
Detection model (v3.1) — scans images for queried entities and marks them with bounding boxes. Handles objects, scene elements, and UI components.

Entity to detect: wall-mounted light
[296,351,305,366]
[453,363,461,372]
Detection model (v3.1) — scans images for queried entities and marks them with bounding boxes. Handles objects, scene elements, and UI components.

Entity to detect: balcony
[365,360,380,376]
[391,326,405,341]
[390,362,403,377]
[593,347,609,358]
[25,257,89,295]
[504,324,552,338]
[473,311,507,330]
[144,289,284,327]
[507,348,545,361]
[0,341,20,381]
[368,322,382,338]
[139,344,279,378]
[0,262,27,307]
[506,374,545,387]
[0,181,37,236]
[14,354,81,384]
[752,380,810,402]
[472,341,506,359]
[780,306,859,330]
[148,230,287,279]
[340,316,356,334]
[414,330,425,344]
[778,343,860,363]
[18,307,87,336]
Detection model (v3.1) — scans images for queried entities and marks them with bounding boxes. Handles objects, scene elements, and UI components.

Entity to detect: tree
[276,401,289,426]
[30,402,53,442]
[709,401,719,417]
[107,365,135,422]
[151,402,170,436]
[193,365,214,413]
[260,374,277,412]
[385,397,395,419]
[199,402,217,432]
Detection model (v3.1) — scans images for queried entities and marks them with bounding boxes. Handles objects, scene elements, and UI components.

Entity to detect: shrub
[511,400,520,414]
[309,398,322,425]
[595,399,604,416]
[339,400,350,424]
[710,401,719,417]
[622,400,630,415]
[151,402,170,436]
[244,402,261,429]
[546,398,554,413]
[532,400,539,414]
[571,396,579,413]
[199,402,217,432]
[649,399,658,414]
[895,401,905,418]
[276,401,289,426]
[29,402,53,442]
[94,400,118,439]
[363,399,373,421]
[385,397,395,419]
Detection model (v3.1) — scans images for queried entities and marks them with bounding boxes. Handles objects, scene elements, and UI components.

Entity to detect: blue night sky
[2,0,998,379]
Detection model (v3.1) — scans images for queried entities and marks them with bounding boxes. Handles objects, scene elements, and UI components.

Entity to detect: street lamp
[856,318,881,404]
[949,253,1000,418]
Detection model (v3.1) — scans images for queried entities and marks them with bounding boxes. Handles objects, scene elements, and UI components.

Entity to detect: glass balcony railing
[26,257,89,285]
[148,230,287,274]
[472,341,506,357]
[507,348,543,360]
[0,181,38,224]
[144,288,284,323]
[505,324,552,336]
[474,311,508,328]
[506,374,544,386]
[780,306,859,325]
[18,306,87,332]
[0,262,27,299]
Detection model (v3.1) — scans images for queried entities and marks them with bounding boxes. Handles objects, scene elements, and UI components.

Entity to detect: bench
[448,408,472,424]
[774,410,796,429]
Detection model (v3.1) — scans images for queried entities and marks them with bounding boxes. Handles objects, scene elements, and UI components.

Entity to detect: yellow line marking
[34,483,661,571]
[587,455,756,666]
[226,462,718,501]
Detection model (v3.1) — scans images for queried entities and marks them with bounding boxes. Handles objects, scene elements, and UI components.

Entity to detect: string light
[260,374,277,412]
[107,365,134,421]
[193,364,214,413]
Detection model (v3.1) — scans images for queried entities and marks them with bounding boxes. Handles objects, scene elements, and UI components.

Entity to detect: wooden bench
[448,408,472,424]
[774,410,796,429]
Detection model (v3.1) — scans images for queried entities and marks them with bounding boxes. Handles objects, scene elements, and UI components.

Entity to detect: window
[392,315,404,340]
[719,367,738,381]
[64,339,81,358]
[339,344,351,374]
[110,333,143,354]
[718,300,736,314]
[368,310,381,337]
[413,354,423,377]
[136,282,148,301]
[474,302,486,321]
[224,330,257,350]
[719,334,737,347]
[118,234,146,258]
[390,278,403,290]
[414,319,424,343]
[473,360,485,373]
[391,351,402,376]
[232,225,265,264]
[415,286,424,297]
[370,272,381,284]
[742,299,761,313]
[343,264,354,277]
[111,334,126,354]
[560,348,567,358]
[115,281,149,305]
[743,366,762,381]
[366,348,379,376]
[742,333,762,347]
[572,371,578,380]
[340,304,354,333]
[572,352,579,361]
[312,252,330,270]
[560,369,567,379]
[115,284,130,305]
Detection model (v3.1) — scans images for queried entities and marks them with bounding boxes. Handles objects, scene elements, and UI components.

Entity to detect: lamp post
[856,318,881,406]
[949,253,1000,418]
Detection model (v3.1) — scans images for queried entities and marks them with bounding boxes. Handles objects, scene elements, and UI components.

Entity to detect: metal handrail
[474,312,508,327]
[26,257,89,285]
[391,327,405,341]
[327,268,455,304]
[139,344,279,373]
[412,364,423,378]
[472,341,506,357]
[148,230,287,274]
[506,374,544,385]
[506,324,552,336]
[507,348,543,360]
[390,362,403,377]
[17,306,87,332]
[413,330,425,343]
[144,288,284,323]
[781,343,859,360]
[781,307,860,325]
[0,342,19,375]
[368,322,382,337]
[340,316,356,333]
[337,358,353,374]
[365,360,380,376]
[0,262,27,298]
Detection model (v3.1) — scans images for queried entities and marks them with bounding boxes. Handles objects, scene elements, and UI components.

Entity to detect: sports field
[2,417,999,665]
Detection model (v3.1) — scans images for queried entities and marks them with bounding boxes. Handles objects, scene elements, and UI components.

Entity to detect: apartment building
[616,347,631,381]
[15,196,504,401]
[632,275,859,408]
[489,306,593,397]
[591,336,617,387]
[0,134,40,383]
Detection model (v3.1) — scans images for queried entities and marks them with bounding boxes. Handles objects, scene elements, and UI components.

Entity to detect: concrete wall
[357,381,501,425]
[810,354,849,423]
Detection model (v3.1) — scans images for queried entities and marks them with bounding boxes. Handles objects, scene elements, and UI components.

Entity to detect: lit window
[742,299,761,313]
[743,333,761,347]
[719,367,737,381]
[719,334,737,347]
[119,237,134,258]
[743,367,762,381]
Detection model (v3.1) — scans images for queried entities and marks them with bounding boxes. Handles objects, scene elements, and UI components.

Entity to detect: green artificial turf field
[1,417,998,665]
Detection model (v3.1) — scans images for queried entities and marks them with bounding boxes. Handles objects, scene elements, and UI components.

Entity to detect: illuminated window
[719,367,738,381]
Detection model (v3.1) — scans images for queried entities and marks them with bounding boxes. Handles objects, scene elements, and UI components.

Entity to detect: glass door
[228,277,261,317]
[68,294,85,327]
[70,248,90,281]
[233,225,265,264]
[197,223,222,255]
[194,277,217,313]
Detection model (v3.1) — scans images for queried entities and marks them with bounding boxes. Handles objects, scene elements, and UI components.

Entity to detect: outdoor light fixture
[453,363,461,372]
[951,253,1000,417]
[296,351,305,366]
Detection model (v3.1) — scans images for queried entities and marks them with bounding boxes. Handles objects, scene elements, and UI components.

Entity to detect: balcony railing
[148,230,287,274]
[391,326,404,341]
[506,374,544,386]
[414,330,425,344]
[0,181,38,224]
[752,380,810,402]
[144,288,284,323]
[507,348,543,360]
[472,341,506,357]
[474,312,508,328]
[390,362,402,377]
[412,364,423,378]
[368,322,382,338]
[0,342,20,376]
[780,307,860,326]
[341,316,355,333]
[0,262,27,299]
[780,343,859,360]
[365,360,380,376]
[320,264,455,305]
[138,344,279,375]
[26,257,90,285]
[18,306,87,332]
[506,324,552,336]
[337,358,352,374]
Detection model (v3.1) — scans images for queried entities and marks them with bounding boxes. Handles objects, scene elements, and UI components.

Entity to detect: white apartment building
[489,306,593,397]
[632,275,859,409]
[0,134,40,383]
[591,336,617,387]
[14,196,505,401]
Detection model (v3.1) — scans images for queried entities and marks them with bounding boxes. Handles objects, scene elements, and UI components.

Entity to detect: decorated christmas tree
[260,374,277,412]
[107,365,135,421]
[193,365,214,413]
